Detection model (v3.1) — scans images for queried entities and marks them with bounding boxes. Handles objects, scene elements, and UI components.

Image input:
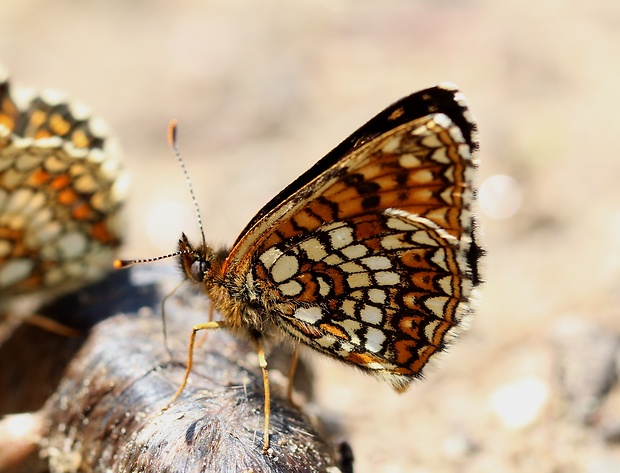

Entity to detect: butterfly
[0,67,125,307]
[119,83,481,453]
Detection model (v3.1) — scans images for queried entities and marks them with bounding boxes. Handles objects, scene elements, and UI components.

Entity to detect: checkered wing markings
[255,211,470,389]
[0,75,104,150]
[228,100,476,388]
[227,105,476,275]
[16,98,105,150]
[0,74,124,295]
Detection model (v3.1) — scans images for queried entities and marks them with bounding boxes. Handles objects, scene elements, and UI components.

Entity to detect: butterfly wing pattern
[222,83,481,391]
[0,68,125,297]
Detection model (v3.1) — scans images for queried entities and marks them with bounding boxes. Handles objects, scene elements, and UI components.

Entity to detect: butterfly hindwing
[254,209,468,390]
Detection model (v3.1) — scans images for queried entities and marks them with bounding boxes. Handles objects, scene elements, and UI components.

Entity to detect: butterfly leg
[164,320,228,409]
[286,344,300,405]
[193,303,216,350]
[256,339,271,453]
[160,280,184,358]
[207,301,215,322]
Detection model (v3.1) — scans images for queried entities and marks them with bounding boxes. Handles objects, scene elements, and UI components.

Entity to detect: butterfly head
[178,232,218,284]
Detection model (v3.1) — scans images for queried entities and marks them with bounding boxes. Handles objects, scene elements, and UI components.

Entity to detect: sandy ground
[2,1,620,471]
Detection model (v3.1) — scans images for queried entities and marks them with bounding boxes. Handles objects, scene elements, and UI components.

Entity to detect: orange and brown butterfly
[0,67,126,302]
[118,83,481,453]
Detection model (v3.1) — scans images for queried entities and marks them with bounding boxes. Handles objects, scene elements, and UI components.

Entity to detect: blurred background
[2,0,620,471]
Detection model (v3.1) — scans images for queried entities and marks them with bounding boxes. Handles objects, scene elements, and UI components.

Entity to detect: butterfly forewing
[221,85,479,390]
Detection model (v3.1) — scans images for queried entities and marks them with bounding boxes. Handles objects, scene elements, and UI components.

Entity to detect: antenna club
[168,119,178,148]
[113,259,132,269]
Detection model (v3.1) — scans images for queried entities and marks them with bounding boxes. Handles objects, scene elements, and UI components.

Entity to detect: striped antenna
[113,251,187,269]
[168,119,207,248]
[113,120,207,269]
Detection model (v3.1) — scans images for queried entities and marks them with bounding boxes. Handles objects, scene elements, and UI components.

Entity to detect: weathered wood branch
[1,268,351,473]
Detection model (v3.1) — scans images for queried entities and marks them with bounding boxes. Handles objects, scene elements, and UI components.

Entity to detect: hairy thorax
[203,253,283,344]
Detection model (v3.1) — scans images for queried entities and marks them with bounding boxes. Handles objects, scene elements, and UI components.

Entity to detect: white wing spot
[365,327,386,353]
[411,122,430,136]
[0,259,34,288]
[337,341,354,357]
[380,235,408,250]
[441,182,458,204]
[430,147,449,164]
[58,232,87,259]
[271,254,299,282]
[424,319,440,343]
[360,304,383,325]
[386,215,419,231]
[361,255,391,270]
[411,188,433,202]
[329,225,354,249]
[338,319,362,344]
[6,188,33,213]
[316,335,336,348]
[339,261,364,273]
[38,221,61,243]
[411,169,434,184]
[299,238,328,261]
[350,290,363,300]
[341,299,356,317]
[425,208,450,223]
[279,280,303,296]
[437,275,453,296]
[341,244,368,259]
[323,254,344,266]
[368,288,387,304]
[26,192,46,213]
[347,272,371,288]
[317,276,331,296]
[410,230,439,246]
[74,174,98,194]
[433,113,452,129]
[431,248,449,270]
[448,124,466,144]
[260,247,283,269]
[443,168,455,184]
[382,135,402,154]
[458,143,471,160]
[16,153,44,171]
[424,296,449,318]
[399,153,421,168]
[421,130,443,148]
[44,154,70,172]
[375,271,400,286]
[439,187,454,206]
[294,306,323,324]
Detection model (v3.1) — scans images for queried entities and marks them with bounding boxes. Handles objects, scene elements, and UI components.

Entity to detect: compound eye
[189,259,208,282]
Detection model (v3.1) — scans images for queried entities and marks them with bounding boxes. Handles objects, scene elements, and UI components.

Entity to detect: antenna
[113,251,186,268]
[168,119,207,248]
[113,120,208,269]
